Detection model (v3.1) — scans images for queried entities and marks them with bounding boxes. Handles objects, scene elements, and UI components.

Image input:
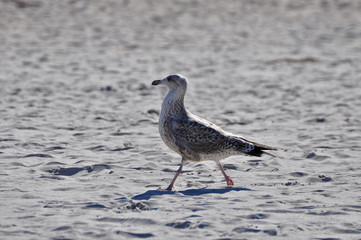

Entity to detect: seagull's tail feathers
[233,138,277,157]
[247,142,277,157]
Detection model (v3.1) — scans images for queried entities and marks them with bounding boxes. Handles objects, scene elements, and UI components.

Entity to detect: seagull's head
[152,74,187,91]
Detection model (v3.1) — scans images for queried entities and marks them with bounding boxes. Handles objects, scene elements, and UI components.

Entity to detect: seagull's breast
[158,116,181,154]
[157,88,188,154]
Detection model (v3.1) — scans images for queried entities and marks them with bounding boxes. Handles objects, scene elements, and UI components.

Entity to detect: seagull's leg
[165,159,184,191]
[216,160,234,186]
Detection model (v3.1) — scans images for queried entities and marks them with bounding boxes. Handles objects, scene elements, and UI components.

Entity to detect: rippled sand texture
[1,0,361,239]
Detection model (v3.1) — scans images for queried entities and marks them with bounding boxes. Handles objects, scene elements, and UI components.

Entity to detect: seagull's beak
[152,80,162,86]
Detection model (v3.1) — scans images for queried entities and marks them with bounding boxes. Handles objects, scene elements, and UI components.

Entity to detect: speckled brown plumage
[152,74,276,190]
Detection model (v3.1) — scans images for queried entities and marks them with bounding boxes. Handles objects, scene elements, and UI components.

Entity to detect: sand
[1,0,361,239]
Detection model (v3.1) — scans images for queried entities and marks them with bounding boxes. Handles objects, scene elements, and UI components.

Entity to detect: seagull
[152,74,276,190]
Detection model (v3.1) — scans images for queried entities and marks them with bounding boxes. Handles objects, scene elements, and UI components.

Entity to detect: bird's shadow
[132,187,251,200]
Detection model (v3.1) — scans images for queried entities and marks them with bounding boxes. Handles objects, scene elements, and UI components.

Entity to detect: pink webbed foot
[226,177,234,186]
[156,186,174,191]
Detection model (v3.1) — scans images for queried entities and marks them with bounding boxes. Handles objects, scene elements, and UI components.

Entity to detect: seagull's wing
[164,117,252,158]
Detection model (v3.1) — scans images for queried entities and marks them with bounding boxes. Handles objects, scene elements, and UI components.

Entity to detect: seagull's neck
[161,88,187,118]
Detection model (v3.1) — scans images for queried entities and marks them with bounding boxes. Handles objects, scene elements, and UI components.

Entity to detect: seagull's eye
[167,77,174,82]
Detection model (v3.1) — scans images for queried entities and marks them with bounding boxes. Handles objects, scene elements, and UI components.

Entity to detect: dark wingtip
[248,145,277,158]
[247,147,264,157]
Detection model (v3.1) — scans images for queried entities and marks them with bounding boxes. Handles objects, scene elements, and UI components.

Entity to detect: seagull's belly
[198,151,237,161]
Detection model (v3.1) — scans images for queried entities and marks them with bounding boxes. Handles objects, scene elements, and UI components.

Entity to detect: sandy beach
[1,0,361,239]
